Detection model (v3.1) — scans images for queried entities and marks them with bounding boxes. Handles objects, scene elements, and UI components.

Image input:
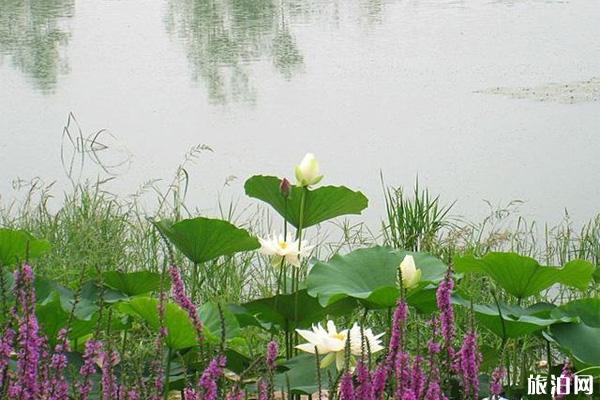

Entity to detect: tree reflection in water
[0,0,74,93]
[164,0,305,105]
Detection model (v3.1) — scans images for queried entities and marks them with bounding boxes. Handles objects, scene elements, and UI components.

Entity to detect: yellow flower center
[279,240,288,249]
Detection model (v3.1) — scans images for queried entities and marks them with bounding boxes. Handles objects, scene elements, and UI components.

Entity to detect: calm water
[2,0,600,226]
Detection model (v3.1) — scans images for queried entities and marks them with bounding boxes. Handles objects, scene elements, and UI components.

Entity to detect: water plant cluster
[0,153,599,400]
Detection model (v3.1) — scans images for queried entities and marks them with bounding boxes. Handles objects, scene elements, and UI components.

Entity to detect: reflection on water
[0,0,74,92]
[165,0,305,104]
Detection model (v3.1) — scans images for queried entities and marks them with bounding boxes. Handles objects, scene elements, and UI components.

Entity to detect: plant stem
[191,262,198,301]
[163,347,173,400]
[292,187,308,356]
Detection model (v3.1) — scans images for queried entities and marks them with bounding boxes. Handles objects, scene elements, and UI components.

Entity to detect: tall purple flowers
[339,372,356,400]
[457,330,481,399]
[10,264,42,400]
[436,269,455,355]
[169,265,204,342]
[198,355,227,400]
[77,339,104,400]
[490,366,506,398]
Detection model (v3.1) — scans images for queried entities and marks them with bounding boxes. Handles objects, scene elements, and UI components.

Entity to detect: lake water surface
[2,0,600,226]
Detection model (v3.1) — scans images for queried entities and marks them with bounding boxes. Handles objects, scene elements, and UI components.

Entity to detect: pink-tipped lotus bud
[279,178,292,198]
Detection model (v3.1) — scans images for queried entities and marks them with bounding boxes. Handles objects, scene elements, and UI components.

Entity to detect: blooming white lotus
[296,321,385,370]
[258,234,312,267]
[399,254,422,289]
[295,153,323,187]
[347,323,385,356]
[296,321,348,370]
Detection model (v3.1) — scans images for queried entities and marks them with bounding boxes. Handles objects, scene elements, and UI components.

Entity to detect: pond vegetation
[0,153,598,399]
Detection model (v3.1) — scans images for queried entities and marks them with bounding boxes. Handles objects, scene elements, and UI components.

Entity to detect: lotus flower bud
[279,178,292,198]
[399,255,422,289]
[294,153,323,187]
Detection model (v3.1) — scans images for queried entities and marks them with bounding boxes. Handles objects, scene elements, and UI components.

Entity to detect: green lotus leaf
[103,270,167,296]
[545,298,600,367]
[453,295,575,339]
[36,291,98,345]
[234,289,357,332]
[547,323,600,368]
[273,353,336,395]
[198,302,241,342]
[0,228,51,266]
[454,252,595,299]
[155,217,260,264]
[305,246,447,308]
[244,175,368,229]
[118,297,198,350]
[119,297,241,349]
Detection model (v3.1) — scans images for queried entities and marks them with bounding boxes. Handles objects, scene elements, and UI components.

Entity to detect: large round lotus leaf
[548,323,600,367]
[452,295,575,339]
[0,228,51,266]
[155,217,260,264]
[233,289,357,331]
[272,354,336,395]
[118,297,198,350]
[103,270,167,296]
[306,246,447,308]
[546,298,600,367]
[554,298,600,327]
[454,252,595,299]
[36,291,98,345]
[198,302,241,342]
[244,175,368,229]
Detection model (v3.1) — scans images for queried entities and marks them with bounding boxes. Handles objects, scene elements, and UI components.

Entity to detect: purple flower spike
[490,366,506,397]
[199,355,227,400]
[458,330,481,399]
[356,362,374,400]
[436,269,455,352]
[169,265,204,342]
[266,340,278,370]
[339,372,356,400]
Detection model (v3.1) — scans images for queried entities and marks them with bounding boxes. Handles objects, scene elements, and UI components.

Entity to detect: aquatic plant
[0,153,597,399]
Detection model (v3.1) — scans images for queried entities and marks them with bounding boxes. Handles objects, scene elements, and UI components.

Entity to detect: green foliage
[119,297,242,349]
[119,297,198,350]
[546,298,600,367]
[244,175,368,228]
[155,217,260,264]
[198,302,241,342]
[36,291,98,345]
[273,353,336,394]
[103,270,166,296]
[382,179,453,252]
[305,246,447,308]
[233,289,357,331]
[454,252,595,298]
[0,228,51,266]
[453,296,575,339]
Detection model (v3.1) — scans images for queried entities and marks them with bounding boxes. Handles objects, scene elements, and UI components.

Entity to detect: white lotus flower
[258,234,312,267]
[399,255,422,289]
[347,323,385,356]
[296,321,348,370]
[295,153,323,187]
[296,321,385,370]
